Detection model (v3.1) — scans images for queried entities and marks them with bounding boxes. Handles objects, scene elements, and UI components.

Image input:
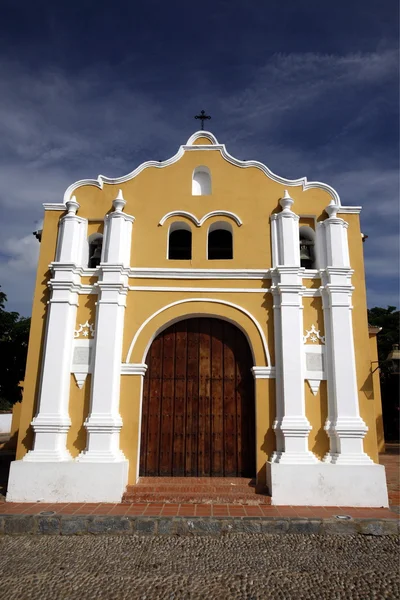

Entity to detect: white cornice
[337,207,362,214]
[59,130,342,206]
[159,210,243,227]
[43,203,66,211]
[128,286,270,293]
[78,266,324,281]
[129,268,271,279]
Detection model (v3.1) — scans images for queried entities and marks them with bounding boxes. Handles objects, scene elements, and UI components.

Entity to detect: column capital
[251,366,276,379]
[121,363,148,376]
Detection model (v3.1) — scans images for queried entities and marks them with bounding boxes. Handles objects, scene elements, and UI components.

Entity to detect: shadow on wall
[20,269,51,456]
[72,375,91,456]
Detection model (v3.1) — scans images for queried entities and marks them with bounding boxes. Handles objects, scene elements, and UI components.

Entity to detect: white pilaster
[78,190,134,463]
[24,198,86,462]
[320,201,372,464]
[270,191,317,464]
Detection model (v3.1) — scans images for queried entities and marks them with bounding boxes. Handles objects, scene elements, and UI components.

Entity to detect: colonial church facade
[7,130,388,506]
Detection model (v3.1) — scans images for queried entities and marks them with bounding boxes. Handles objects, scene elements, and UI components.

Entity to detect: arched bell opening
[167,222,192,260]
[88,233,103,268]
[299,226,316,269]
[208,221,233,260]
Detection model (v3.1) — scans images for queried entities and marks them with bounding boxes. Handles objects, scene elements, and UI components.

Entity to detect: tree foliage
[0,288,31,408]
[367,306,399,365]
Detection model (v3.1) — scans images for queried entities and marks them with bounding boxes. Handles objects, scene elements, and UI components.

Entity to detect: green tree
[367,306,399,366]
[0,288,31,409]
[368,306,400,441]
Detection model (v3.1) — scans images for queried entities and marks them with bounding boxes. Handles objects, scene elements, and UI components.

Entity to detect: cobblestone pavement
[0,534,398,599]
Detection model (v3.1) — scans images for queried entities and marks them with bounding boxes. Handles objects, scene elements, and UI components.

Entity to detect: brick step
[137,477,257,486]
[124,485,260,494]
[122,491,271,505]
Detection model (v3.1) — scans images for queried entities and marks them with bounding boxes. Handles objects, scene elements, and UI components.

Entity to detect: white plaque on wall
[306,352,324,372]
[72,346,92,367]
[71,340,93,389]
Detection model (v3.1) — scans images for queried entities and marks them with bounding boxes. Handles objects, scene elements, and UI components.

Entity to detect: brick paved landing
[122,477,271,505]
[0,502,396,519]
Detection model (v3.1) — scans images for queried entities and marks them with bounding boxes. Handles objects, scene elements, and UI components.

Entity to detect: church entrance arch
[139,317,255,477]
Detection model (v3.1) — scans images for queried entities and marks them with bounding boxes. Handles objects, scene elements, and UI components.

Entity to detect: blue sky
[0,0,398,316]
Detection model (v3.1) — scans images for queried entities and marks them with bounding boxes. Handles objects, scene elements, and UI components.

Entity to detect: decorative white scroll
[303,324,325,344]
[74,321,95,339]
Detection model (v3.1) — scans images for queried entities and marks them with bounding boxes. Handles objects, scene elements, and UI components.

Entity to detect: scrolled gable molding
[121,363,148,376]
[60,130,342,206]
[251,366,276,379]
[158,210,243,227]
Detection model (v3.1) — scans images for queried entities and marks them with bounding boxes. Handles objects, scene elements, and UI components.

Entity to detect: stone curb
[0,515,398,536]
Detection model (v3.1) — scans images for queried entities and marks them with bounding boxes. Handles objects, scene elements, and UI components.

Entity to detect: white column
[320,201,371,464]
[24,198,86,462]
[270,191,317,464]
[78,190,134,463]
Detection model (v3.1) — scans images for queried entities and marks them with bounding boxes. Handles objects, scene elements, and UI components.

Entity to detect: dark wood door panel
[140,318,255,477]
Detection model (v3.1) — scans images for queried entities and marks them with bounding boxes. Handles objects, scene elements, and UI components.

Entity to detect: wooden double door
[139,318,255,477]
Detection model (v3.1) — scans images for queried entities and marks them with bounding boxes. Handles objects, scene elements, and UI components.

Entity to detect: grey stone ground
[0,534,399,600]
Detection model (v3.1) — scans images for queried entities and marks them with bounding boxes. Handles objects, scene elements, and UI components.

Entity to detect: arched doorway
[139,317,255,477]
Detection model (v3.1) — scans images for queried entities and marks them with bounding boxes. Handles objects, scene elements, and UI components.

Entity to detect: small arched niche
[208,221,233,260]
[88,233,103,268]
[168,222,192,260]
[299,226,316,269]
[192,166,211,196]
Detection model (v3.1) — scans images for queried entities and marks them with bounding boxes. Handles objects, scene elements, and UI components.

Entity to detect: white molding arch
[124,298,271,366]
[159,210,242,227]
[60,130,342,206]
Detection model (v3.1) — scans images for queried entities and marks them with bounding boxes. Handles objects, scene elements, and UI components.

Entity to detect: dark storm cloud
[0,0,398,315]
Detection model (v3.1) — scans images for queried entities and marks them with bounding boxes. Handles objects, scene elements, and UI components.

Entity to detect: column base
[270,451,319,464]
[76,449,127,463]
[6,459,129,503]
[323,452,373,465]
[23,449,73,462]
[266,461,388,507]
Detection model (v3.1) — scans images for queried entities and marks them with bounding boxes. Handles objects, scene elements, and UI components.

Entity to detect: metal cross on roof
[194,110,211,130]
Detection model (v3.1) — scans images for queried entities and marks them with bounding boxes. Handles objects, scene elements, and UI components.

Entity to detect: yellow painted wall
[347,214,380,462]
[16,210,60,459]
[67,375,91,458]
[369,333,385,454]
[15,134,380,479]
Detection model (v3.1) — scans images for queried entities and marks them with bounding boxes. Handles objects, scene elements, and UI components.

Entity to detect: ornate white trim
[337,207,362,214]
[73,373,88,389]
[303,324,325,344]
[128,286,270,293]
[186,131,219,145]
[129,268,271,280]
[303,289,321,297]
[252,366,276,379]
[125,297,271,366]
[159,210,242,227]
[74,320,95,339]
[43,203,66,211]
[59,130,341,206]
[307,379,322,396]
[121,363,148,376]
